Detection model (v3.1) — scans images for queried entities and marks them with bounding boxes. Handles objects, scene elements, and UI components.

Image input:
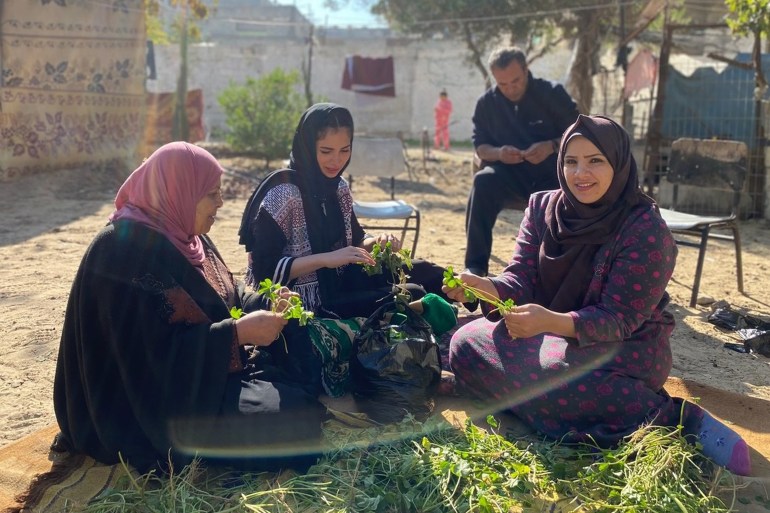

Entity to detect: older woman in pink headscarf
[53,142,325,475]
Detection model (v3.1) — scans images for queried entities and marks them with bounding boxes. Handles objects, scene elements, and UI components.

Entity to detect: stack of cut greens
[82,414,741,513]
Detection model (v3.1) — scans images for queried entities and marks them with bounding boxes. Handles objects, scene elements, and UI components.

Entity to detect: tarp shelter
[661,53,770,148]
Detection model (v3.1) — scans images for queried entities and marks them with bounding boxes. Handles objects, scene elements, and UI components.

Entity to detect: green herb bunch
[82,415,737,513]
[361,241,414,303]
[228,280,314,326]
[256,278,315,326]
[228,279,314,352]
[442,266,516,314]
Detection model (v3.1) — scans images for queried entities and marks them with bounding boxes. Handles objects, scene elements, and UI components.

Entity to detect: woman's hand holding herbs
[234,310,288,347]
[442,266,516,315]
[365,232,402,252]
[232,279,314,351]
[271,286,299,315]
[441,268,498,304]
[327,246,376,268]
[504,303,577,339]
[256,279,314,327]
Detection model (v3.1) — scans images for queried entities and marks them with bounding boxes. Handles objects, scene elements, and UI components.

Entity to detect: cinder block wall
[147,36,573,143]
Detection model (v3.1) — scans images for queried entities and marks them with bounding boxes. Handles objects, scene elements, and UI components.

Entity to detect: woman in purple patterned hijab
[443,115,751,475]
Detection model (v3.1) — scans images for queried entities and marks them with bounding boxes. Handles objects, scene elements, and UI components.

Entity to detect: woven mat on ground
[3,377,769,513]
[0,425,132,513]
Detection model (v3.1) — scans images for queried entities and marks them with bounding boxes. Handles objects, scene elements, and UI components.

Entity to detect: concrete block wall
[146,35,573,144]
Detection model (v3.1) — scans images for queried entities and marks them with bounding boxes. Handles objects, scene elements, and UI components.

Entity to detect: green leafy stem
[256,278,315,326]
[361,241,412,276]
[361,241,414,303]
[442,266,516,315]
[228,279,315,352]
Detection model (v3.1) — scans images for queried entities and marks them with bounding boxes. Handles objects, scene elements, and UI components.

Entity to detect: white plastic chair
[347,137,421,256]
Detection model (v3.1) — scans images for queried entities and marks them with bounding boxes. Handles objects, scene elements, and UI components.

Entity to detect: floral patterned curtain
[0,0,146,181]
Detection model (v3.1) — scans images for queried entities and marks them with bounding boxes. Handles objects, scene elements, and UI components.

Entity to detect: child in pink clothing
[433,89,453,151]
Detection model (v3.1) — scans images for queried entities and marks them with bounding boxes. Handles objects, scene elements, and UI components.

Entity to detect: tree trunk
[462,22,490,89]
[302,24,314,108]
[172,6,190,142]
[565,11,600,114]
[749,29,766,216]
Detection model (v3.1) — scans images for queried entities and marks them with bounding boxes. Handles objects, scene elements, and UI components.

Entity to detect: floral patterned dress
[449,190,681,447]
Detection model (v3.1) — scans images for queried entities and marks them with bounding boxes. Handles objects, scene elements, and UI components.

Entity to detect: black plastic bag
[742,330,770,357]
[350,299,441,423]
[707,302,770,358]
[708,303,770,331]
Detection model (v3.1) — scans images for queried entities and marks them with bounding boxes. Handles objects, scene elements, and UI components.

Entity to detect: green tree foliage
[356,0,629,112]
[217,69,305,166]
[725,0,769,92]
[368,0,563,89]
[145,0,214,43]
[725,0,770,38]
[725,0,768,214]
[335,1,691,115]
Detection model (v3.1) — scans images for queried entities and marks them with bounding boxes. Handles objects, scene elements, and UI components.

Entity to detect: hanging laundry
[624,49,658,98]
[341,55,396,97]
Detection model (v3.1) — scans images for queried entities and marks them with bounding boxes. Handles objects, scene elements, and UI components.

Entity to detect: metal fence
[593,27,769,220]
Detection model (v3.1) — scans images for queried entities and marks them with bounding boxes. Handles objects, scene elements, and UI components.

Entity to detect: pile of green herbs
[81,414,741,513]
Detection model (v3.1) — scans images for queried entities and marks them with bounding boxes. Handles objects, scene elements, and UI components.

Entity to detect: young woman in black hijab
[239,103,451,319]
[443,114,751,476]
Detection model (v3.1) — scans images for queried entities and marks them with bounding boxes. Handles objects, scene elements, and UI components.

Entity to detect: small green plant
[361,241,413,303]
[257,278,314,326]
[362,241,412,276]
[442,265,516,314]
[231,279,315,352]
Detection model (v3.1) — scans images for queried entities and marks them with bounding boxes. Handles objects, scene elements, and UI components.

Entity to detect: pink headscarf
[110,141,224,268]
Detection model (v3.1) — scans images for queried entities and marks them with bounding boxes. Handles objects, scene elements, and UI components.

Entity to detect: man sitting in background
[465,45,579,276]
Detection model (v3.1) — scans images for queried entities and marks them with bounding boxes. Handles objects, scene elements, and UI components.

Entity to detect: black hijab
[289,103,355,256]
[238,103,355,302]
[535,114,655,312]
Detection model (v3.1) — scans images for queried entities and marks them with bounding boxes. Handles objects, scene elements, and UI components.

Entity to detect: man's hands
[497,145,524,164]
[520,140,557,165]
[486,140,556,166]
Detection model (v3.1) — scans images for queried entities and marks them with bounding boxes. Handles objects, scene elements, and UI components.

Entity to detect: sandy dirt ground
[1,147,769,449]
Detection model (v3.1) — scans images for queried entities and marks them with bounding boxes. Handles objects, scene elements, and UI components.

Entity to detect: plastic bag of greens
[350,298,441,423]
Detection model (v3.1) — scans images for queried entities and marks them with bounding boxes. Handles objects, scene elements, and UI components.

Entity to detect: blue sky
[274,0,387,28]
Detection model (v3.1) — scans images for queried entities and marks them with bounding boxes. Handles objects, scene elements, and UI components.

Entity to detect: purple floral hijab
[535,114,655,312]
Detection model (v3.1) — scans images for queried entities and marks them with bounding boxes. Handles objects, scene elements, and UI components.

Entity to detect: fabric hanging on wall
[623,49,658,98]
[0,0,147,181]
[341,55,396,97]
[142,89,206,158]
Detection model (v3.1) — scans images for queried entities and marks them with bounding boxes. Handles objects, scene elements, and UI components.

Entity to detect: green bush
[217,69,305,166]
